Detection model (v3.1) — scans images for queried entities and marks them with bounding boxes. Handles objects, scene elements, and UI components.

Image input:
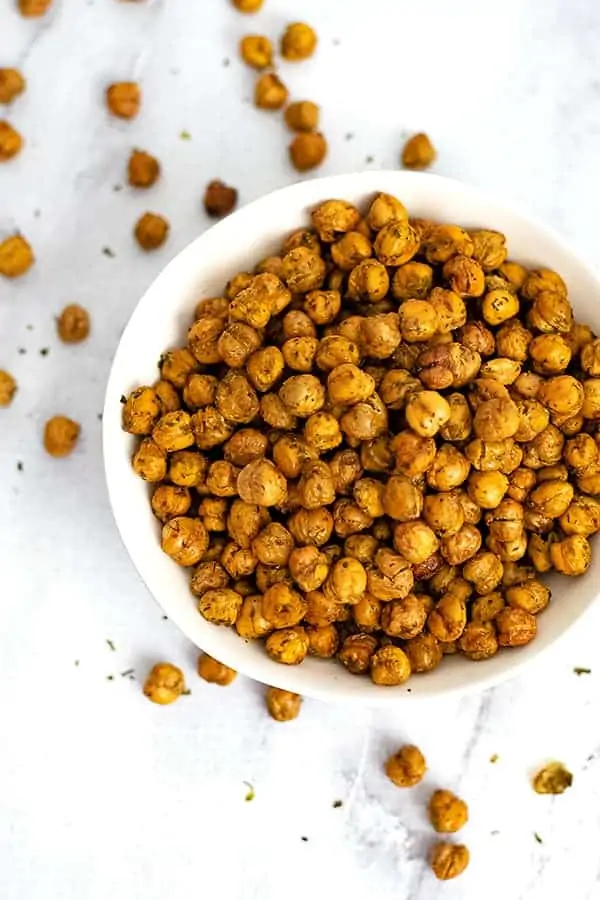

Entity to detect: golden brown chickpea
[161,348,199,388]
[430,842,469,881]
[151,484,190,523]
[417,342,481,391]
[505,580,550,615]
[382,476,423,522]
[463,551,504,594]
[401,132,436,169]
[134,212,169,250]
[330,232,371,272]
[0,370,17,407]
[235,594,272,639]
[577,465,600,495]
[495,606,537,646]
[198,588,244,626]
[302,590,345,627]
[153,379,181,414]
[361,435,394,475]
[0,68,26,103]
[232,0,263,11]
[190,560,229,596]
[389,431,434,480]
[473,397,520,441]
[335,633,376,674]
[379,370,420,410]
[581,338,600,376]
[459,320,496,357]
[351,594,381,632]
[539,375,584,418]
[370,645,411,685]
[197,654,237,686]
[265,626,309,665]
[328,556,367,604]
[122,386,161,435]
[351,478,384,518]
[246,347,285,392]
[260,393,298,430]
[465,438,510,472]
[261,583,307,629]
[328,449,362,495]
[255,72,288,110]
[528,479,574,518]
[513,399,550,443]
[233,274,286,328]
[161,516,208,566]
[239,34,273,69]
[441,254,485,298]
[374,219,419,266]
[183,374,218,409]
[306,624,339,658]
[220,541,257,578]
[43,416,80,458]
[143,662,185,705]
[271,436,315,482]
[312,199,361,242]
[198,498,228,533]
[56,304,90,343]
[285,100,319,132]
[501,561,536,588]
[281,246,327,293]
[266,687,302,722]
[440,525,482,566]
[381,593,428,639]
[348,259,390,302]
[458,620,498,660]
[494,260,526,291]
[252,523,294,566]
[282,337,318,373]
[467,229,506,271]
[480,288,519,326]
[427,445,471,491]
[295,459,334,510]
[396,300,438,343]
[360,314,402,360]
[227,499,267,549]
[0,120,23,160]
[429,565,458,597]
[132,438,167,482]
[564,434,597,473]
[106,81,141,119]
[582,379,600,420]
[529,334,571,375]
[289,132,328,172]
[237,459,287,507]
[393,521,439,565]
[327,364,374,406]
[423,492,465,537]
[427,592,467,642]
[281,22,317,60]
[218,323,261,369]
[469,591,504,622]
[256,255,284,277]
[522,424,564,469]
[528,291,573,334]
[226,272,254,300]
[279,374,326,417]
[560,496,600,536]
[128,148,160,188]
[403,632,442,673]
[152,410,194,452]
[428,790,469,833]
[344,535,378,566]
[484,498,525,542]
[479,357,521,385]
[194,296,229,320]
[405,390,451,437]
[303,290,341,326]
[385,745,426,788]
[316,336,360,372]
[0,234,34,278]
[223,429,268,468]
[335,315,365,345]
[550,534,592,576]
[467,470,508,508]
[439,393,473,442]
[289,546,329,591]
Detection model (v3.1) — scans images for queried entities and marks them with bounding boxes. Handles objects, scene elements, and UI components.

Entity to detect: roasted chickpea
[266,687,302,722]
[239,34,273,69]
[197,588,244,626]
[505,579,550,615]
[340,392,388,442]
[134,212,169,250]
[550,534,592,576]
[440,524,482,566]
[246,347,285,393]
[305,624,339,658]
[260,393,298,430]
[374,219,419,267]
[122,386,161,435]
[347,259,390,302]
[328,449,362,495]
[151,484,190,523]
[255,72,288,110]
[360,314,401,360]
[382,476,423,522]
[398,300,439,343]
[405,390,451,437]
[281,21,317,60]
[265,626,309,665]
[331,231,372,271]
[393,521,439,565]
[381,593,428,639]
[289,132,328,172]
[560,496,600,536]
[188,317,224,365]
[297,460,335,509]
[463,551,503,594]
[326,556,367,604]
[426,287,467,333]
[152,410,194,452]
[427,592,467,642]
[143,662,185,705]
[218,322,262,369]
[42,415,80,458]
[284,100,319,132]
[423,492,464,537]
[370,645,411,685]
[427,445,471,491]
[197,654,237,686]
[279,374,325,417]
[428,790,469,833]
[327,364,374,406]
[385,745,426,787]
[430,842,469,881]
[527,479,573,518]
[485,498,525,542]
[132,438,167,482]
[237,459,287,507]
[528,291,573,334]
[495,607,537,646]
[288,546,329,591]
[350,594,381,633]
[582,379,600,420]
[222,429,267,468]
[183,374,218,409]
[0,234,34,278]
[538,375,584,418]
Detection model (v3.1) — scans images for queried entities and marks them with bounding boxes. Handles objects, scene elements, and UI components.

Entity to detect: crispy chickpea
[0,234,34,278]
[160,349,199,389]
[458,620,498,660]
[266,687,302,722]
[217,323,261,369]
[467,470,508,508]
[582,379,600,420]
[528,291,573,334]
[485,498,525,542]
[303,290,341,326]
[385,745,426,787]
[378,370,419,410]
[279,374,325,417]
[304,624,338,658]
[479,357,521,386]
[345,534,379,565]
[468,228,506,270]
[289,132,327,172]
[57,304,90,343]
[331,232,372,272]
[382,476,423,522]
[427,592,467,642]
[151,484,190,522]
[0,120,21,161]
[261,584,307,629]
[328,556,367,603]
[289,546,329,591]
[442,254,485,297]
[336,634,376,674]
[581,338,600,376]
[550,534,592,576]
[235,594,272,639]
[232,0,263,11]
[198,498,228,532]
[427,444,471,491]
[252,523,294,566]
[106,80,140,119]
[190,560,229,596]
[282,337,318,373]
[430,843,469,881]
[194,296,229,320]
[239,34,273,69]
[390,263,432,303]
[364,194,407,233]
[0,68,26,103]
[463,551,503,594]
[122,386,160,435]
[390,430,435,479]
[198,588,244,626]
[281,22,317,61]
[401,132,436,169]
[361,435,394,473]
[560,496,600,536]
[255,72,288,110]
[496,260,527,290]
[381,593,428,639]
[529,334,572,375]
[183,374,218,409]
[152,410,194,452]
[352,477,384,518]
[473,397,520,441]
[132,438,167,482]
[398,300,439,343]
[393,521,439,565]
[470,591,504,622]
[532,761,573,795]
[223,429,268,468]
[329,449,362,494]
[297,460,335,509]
[128,148,160,188]
[404,632,442,673]
[197,654,237,686]
[428,790,468,833]
[260,393,297,430]
[564,433,598,474]
[0,369,17,407]
[405,390,451,437]
[271,435,316,481]
[439,393,472,442]
[537,375,583,418]
[361,315,402,360]
[527,479,574,518]
[441,524,482,566]
[237,459,287,507]
[374,219,419,266]
[370,645,411,686]
[161,516,209,567]
[481,288,519,326]
[134,212,169,250]
[246,347,285,393]
[505,580,550,615]
[143,662,185,705]
[281,247,327,293]
[495,607,537,646]
[348,259,390,302]
[312,199,361,242]
[265,626,309,665]
[285,100,319,132]
[327,364,374,406]
[215,540,254,577]
[352,594,382,632]
[43,416,80,457]
[459,320,496,357]
[423,492,464,537]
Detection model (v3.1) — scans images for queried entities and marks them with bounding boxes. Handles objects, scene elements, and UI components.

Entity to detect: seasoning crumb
[300,836,309,842]
[365,155,375,164]
[113,184,123,192]
[39,348,49,357]
[574,667,592,675]
[180,130,191,141]
[33,209,41,218]
[533,761,573,795]
[162,615,168,620]
[26,324,33,331]
[106,639,116,652]
[120,395,127,404]
[18,347,26,355]
[223,58,231,68]
[74,660,80,666]
[17,461,23,472]
[332,38,341,46]
[182,688,191,695]
[244,781,255,802]
[102,247,116,258]
[345,132,354,142]
[332,800,343,809]
[97,413,103,421]
[120,668,135,678]
[490,754,499,763]
[534,832,543,844]
[491,830,500,836]
[106,675,114,681]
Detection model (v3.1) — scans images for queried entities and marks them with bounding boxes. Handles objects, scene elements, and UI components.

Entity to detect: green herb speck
[106,675,114,681]
[332,800,343,809]
[534,832,543,844]
[106,639,116,652]
[244,781,255,802]
[574,667,592,676]
[490,754,499,763]
[74,660,80,667]
[102,247,116,258]
[180,130,191,141]
[39,348,49,357]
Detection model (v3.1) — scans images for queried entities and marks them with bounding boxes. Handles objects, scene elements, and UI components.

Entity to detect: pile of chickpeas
[123,191,600,687]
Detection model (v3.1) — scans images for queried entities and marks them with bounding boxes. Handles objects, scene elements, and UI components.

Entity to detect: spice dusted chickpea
[122,388,161,436]
[560,496,600,536]
[382,476,423,522]
[0,234,34,278]
[458,620,498,660]
[428,288,468,334]
[266,687,302,722]
[306,624,339,658]
[529,334,572,376]
[282,336,318,373]
[327,364,375,406]
[374,219,419,266]
[404,632,442,673]
[134,212,169,250]
[143,662,185,705]
[246,347,285,393]
[329,449,362,495]
[198,498,228,533]
[151,484,191,523]
[237,458,287,507]
[538,375,584,418]
[198,588,244,626]
[289,132,328,172]
[260,393,298,430]
[550,534,592,576]
[281,246,327,293]
[581,338,600,376]
[467,470,508,509]
[336,634,376,674]
[430,843,470,881]
[533,761,573,795]
[484,498,525,542]
[183,374,217,410]
[582,379,600,420]
[229,274,284,329]
[128,148,160,188]
[351,478,384,519]
[203,180,238,218]
[351,594,381,633]
[423,225,473,265]
[215,372,259,425]
[285,100,319,132]
[564,433,598,474]
[473,397,520,442]
[393,522,439,565]
[252,523,294,567]
[463,551,504,594]
[161,517,209,567]
[303,290,341,326]
[226,499,267,549]
[132,438,167,482]
[197,654,237,687]
[0,69,26,104]
[265,626,309,665]
[458,321,496,359]
[106,81,140,119]
[401,132,436,169]
[385,745,426,788]
[438,393,472,443]
[312,199,361,242]
[348,259,390,303]
[331,231,372,272]
[405,391,451,437]
[396,300,438,344]
[428,790,469,833]
[381,593,428,639]
[152,410,194,452]
[522,268,568,301]
[43,416,80,458]
[304,411,342,452]
[194,296,230,320]
[239,34,273,70]
[226,273,254,300]
[160,348,199,389]
[190,561,229,597]
[495,607,537,646]
[427,592,467,642]
[297,459,335,510]
[56,304,90,344]
[345,534,379,565]
[528,291,573,335]
[522,425,564,469]
[505,580,550,615]
[390,430,435,479]
[224,429,268,468]
[235,594,272,639]
[360,315,401,361]
[370,645,411,686]
[281,22,317,61]
[271,435,316,481]
[0,120,21,161]
[528,479,574,518]
[328,556,367,604]
[443,254,485,298]
[481,288,520,327]
[440,524,482,567]
[261,584,307,629]
[289,546,329,591]
[470,591,504,622]
[427,445,471,491]
[279,374,325,418]
[255,72,288,110]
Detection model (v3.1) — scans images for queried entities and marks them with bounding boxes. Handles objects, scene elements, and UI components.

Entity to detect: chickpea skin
[143,662,185,705]
[197,654,237,686]
[385,745,427,787]
[266,687,302,721]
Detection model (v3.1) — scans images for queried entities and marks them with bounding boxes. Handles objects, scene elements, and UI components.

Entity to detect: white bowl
[103,170,600,704]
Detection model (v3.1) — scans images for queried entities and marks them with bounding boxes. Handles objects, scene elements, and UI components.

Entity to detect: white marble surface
[2,1,600,898]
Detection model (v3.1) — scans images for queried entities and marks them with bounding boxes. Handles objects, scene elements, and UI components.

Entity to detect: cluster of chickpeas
[124,191,600,687]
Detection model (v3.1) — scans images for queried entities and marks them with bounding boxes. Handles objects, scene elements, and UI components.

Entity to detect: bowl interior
[103,170,600,704]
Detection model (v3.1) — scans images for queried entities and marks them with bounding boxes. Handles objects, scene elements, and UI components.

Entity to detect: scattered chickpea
[240,34,273,69]
[290,132,327,172]
[266,687,302,721]
[385,745,426,787]
[281,22,317,61]
[57,304,90,343]
[128,149,160,188]
[204,180,238,218]
[285,100,319,133]
[255,73,288,110]
[143,662,185,705]
[0,370,17,407]
[134,212,169,250]
[18,0,53,15]
[197,653,237,686]
[430,842,470,881]
[232,0,263,11]
[106,82,141,119]
[401,132,436,170]
[0,121,23,162]
[0,69,26,104]
[428,790,469,833]
[43,416,80,458]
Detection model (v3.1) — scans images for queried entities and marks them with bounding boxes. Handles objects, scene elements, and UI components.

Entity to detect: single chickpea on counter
[280,23,317,61]
[43,416,80,458]
[430,843,470,881]
[0,121,23,162]
[57,304,90,343]
[401,132,436,170]
[0,370,17,407]
[428,790,469,833]
[0,69,26,104]
[134,212,170,250]
[197,653,237,686]
[106,82,141,119]
[128,149,160,188]
[204,180,238,218]
[266,687,302,721]
[232,0,264,11]
[289,133,327,172]
[143,662,185,705]
[18,0,53,15]
[239,34,273,69]
[285,100,319,132]
[255,73,288,110]
[385,745,426,788]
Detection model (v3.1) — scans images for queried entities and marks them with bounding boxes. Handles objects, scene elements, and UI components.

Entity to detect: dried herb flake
[180,131,191,141]
[243,781,255,802]
[332,800,343,809]
[534,832,543,844]
[102,247,116,258]
[106,639,116,652]
[574,667,591,676]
